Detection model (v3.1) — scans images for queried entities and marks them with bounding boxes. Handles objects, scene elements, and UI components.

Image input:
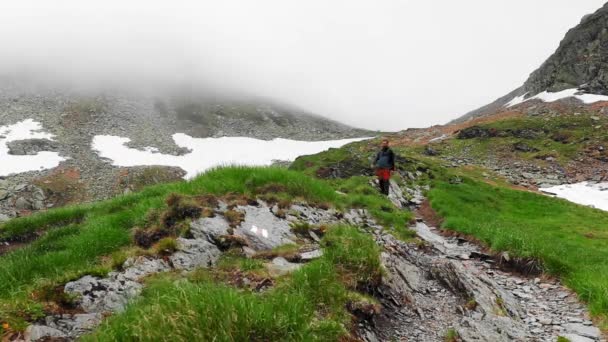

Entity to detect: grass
[0,166,406,329]
[429,176,608,321]
[82,225,381,341]
[444,328,459,342]
[436,114,608,165]
[322,225,383,289]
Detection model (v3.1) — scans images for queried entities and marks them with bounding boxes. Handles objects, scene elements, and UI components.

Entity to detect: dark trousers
[379,179,390,195]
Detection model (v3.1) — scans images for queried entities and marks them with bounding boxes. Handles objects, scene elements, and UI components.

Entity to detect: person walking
[373,138,395,195]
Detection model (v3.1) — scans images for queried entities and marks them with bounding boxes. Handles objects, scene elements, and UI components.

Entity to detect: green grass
[429,177,608,319]
[82,225,380,341]
[437,114,608,165]
[322,225,383,288]
[0,166,406,329]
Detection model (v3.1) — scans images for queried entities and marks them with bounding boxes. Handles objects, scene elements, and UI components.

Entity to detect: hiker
[373,138,395,195]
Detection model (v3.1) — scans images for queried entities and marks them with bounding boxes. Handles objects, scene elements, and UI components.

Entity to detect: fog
[0,0,605,130]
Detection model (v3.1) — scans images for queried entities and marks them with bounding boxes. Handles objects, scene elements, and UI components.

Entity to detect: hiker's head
[381,139,389,148]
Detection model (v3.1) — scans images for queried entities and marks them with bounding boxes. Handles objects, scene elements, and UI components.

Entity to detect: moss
[223,209,245,228]
[154,237,178,255]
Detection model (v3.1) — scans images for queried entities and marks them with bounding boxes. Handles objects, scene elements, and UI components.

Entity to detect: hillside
[0,80,370,223]
[2,2,608,341]
[1,136,606,341]
[455,2,608,123]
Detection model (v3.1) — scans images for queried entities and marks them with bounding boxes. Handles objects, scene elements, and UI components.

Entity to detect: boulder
[189,216,231,243]
[513,142,539,152]
[170,238,221,270]
[14,197,31,210]
[457,126,491,139]
[25,325,67,341]
[234,205,296,250]
[265,257,302,276]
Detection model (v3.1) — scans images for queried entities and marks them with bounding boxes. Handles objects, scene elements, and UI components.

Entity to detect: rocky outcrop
[18,193,605,341]
[23,200,372,341]
[6,139,60,156]
[360,222,603,342]
[454,2,608,123]
[524,3,608,95]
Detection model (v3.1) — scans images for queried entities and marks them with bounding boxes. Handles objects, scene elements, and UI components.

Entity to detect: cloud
[0,0,605,130]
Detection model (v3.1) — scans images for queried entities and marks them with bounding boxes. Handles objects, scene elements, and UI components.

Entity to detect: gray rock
[170,238,221,270]
[562,323,601,339]
[0,213,9,223]
[31,200,45,210]
[7,138,60,155]
[0,190,9,201]
[44,313,103,337]
[25,325,67,341]
[387,180,406,208]
[234,205,296,250]
[265,257,302,276]
[300,249,323,260]
[561,333,595,342]
[65,257,171,313]
[12,183,27,192]
[190,216,230,243]
[14,197,30,210]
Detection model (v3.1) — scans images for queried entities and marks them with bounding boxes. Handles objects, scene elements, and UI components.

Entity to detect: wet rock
[170,238,221,270]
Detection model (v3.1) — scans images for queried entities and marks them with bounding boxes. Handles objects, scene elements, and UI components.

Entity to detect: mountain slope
[454,2,608,123]
[0,80,370,220]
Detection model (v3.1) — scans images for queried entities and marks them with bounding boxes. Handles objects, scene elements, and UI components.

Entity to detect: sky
[0,0,606,130]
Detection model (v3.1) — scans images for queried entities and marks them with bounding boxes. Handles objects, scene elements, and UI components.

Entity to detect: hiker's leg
[383,180,390,195]
[381,180,388,195]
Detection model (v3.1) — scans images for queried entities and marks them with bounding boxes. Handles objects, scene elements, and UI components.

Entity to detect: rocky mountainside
[455,2,608,123]
[0,80,369,221]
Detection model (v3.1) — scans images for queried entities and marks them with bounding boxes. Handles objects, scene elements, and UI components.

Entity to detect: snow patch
[92,133,369,179]
[505,93,528,107]
[505,88,608,108]
[428,134,448,143]
[540,182,608,211]
[0,119,65,176]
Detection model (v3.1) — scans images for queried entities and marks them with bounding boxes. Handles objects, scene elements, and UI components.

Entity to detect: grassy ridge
[436,114,608,165]
[83,225,381,341]
[429,178,608,319]
[0,166,402,330]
